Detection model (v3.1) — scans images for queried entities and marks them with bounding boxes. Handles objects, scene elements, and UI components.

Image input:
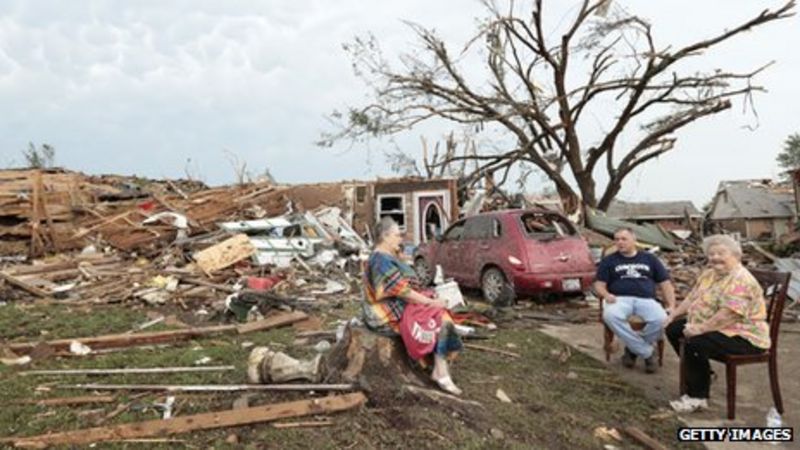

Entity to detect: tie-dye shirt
[361,251,417,332]
[686,266,770,349]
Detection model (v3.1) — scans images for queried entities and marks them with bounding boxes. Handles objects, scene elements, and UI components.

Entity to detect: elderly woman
[361,217,464,395]
[665,234,770,412]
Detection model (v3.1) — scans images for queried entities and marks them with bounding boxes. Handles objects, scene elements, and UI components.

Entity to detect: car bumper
[511,271,595,294]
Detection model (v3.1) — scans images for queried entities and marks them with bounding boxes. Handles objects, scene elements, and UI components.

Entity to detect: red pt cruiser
[414,209,596,304]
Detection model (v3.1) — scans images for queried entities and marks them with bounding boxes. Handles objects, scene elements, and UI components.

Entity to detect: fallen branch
[3,392,367,447]
[464,343,520,358]
[60,383,356,393]
[22,366,235,376]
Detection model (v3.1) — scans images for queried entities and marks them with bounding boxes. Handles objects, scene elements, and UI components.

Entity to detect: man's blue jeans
[602,296,666,359]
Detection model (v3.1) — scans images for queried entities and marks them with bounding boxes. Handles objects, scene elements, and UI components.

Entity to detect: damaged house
[706,179,796,241]
[280,177,459,246]
[606,200,702,231]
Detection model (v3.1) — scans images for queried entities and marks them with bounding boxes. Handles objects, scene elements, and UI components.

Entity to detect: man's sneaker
[670,395,708,413]
[644,355,658,373]
[621,347,637,368]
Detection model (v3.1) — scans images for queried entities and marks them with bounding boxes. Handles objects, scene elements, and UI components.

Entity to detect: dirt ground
[0,298,703,449]
[539,313,800,450]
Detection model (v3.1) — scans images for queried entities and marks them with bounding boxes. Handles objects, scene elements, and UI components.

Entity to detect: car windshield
[519,212,576,241]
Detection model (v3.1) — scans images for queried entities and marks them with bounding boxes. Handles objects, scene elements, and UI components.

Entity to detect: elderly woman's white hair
[702,234,742,259]
[374,216,400,245]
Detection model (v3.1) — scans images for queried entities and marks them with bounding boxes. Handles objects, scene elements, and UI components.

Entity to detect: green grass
[0,301,699,449]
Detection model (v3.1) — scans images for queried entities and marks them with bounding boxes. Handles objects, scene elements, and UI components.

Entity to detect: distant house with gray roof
[606,200,702,231]
[707,179,796,240]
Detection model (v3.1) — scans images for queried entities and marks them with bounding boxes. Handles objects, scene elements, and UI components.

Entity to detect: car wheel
[414,258,432,286]
[481,267,514,306]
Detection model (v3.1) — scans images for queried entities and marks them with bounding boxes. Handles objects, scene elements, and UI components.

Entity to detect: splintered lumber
[236,311,307,334]
[623,426,669,450]
[8,311,307,355]
[180,277,237,293]
[15,395,116,406]
[60,383,355,393]
[22,366,235,376]
[0,271,50,297]
[4,392,366,447]
[8,324,234,355]
[747,242,779,263]
[464,343,521,358]
[194,233,255,274]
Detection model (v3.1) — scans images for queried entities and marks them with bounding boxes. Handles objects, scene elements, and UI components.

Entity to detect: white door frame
[412,190,451,245]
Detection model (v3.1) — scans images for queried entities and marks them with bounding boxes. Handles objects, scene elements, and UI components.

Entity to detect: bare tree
[23,142,56,168]
[320,0,795,213]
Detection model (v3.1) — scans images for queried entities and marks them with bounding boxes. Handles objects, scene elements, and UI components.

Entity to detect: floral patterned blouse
[686,266,770,349]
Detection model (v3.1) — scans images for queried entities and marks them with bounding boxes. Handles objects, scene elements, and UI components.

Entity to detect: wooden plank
[236,311,308,334]
[4,392,366,447]
[194,234,256,274]
[61,383,355,392]
[21,366,235,376]
[623,426,669,450]
[7,324,236,355]
[14,395,116,406]
[747,241,779,263]
[0,271,50,297]
[72,210,134,239]
[464,343,521,358]
[9,256,121,276]
[272,420,333,429]
[8,311,306,354]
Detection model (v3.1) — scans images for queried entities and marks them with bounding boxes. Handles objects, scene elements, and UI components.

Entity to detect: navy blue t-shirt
[595,251,669,299]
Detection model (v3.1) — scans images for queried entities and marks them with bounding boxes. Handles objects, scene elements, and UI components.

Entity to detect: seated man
[594,227,675,373]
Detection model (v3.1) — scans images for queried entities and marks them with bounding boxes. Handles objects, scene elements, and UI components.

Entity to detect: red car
[413,209,595,304]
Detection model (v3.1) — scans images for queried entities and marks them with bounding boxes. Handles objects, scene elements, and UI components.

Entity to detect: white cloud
[0,0,797,207]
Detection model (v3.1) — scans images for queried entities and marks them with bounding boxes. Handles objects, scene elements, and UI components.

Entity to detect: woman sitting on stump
[665,234,770,413]
[361,217,465,395]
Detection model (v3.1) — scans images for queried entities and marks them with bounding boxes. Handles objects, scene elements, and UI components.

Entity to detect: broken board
[193,233,255,274]
[4,392,366,447]
[9,311,307,355]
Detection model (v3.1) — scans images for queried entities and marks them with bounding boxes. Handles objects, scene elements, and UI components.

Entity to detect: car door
[436,219,466,281]
[461,215,493,287]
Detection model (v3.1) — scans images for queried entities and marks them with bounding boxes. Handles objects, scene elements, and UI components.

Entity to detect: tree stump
[323,326,428,405]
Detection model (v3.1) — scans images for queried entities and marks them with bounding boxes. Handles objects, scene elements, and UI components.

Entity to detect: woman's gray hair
[702,234,742,259]
[374,216,400,245]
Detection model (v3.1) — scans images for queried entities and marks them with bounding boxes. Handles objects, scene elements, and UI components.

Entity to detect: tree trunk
[323,326,428,406]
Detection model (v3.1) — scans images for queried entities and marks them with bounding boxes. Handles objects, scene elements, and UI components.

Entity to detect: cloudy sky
[0,0,797,208]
